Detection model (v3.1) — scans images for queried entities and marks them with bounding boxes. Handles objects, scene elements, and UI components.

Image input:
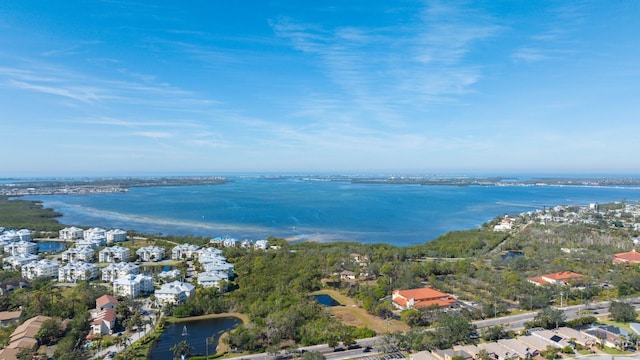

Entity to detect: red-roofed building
[392,286,457,310]
[528,271,583,286]
[96,294,118,311]
[613,249,640,264]
[90,308,116,336]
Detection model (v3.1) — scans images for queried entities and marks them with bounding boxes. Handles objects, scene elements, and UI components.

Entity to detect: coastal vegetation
[0,196,63,232]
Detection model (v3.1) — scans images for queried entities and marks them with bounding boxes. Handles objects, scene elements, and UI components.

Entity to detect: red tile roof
[528,271,583,286]
[92,308,116,324]
[393,287,456,309]
[543,271,583,281]
[95,294,118,309]
[613,249,640,264]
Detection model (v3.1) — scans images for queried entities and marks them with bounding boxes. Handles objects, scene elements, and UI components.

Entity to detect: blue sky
[1,1,639,177]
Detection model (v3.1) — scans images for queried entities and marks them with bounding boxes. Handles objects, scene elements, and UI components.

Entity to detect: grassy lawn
[311,289,409,333]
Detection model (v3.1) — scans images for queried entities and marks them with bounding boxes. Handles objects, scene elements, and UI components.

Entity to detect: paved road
[97,297,640,360]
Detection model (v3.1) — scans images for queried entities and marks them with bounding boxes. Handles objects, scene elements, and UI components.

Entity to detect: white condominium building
[22,259,60,280]
[106,229,127,244]
[157,269,181,283]
[98,246,130,263]
[197,271,229,290]
[171,244,201,260]
[113,274,154,298]
[83,227,106,240]
[3,241,38,256]
[202,260,234,277]
[3,254,39,270]
[0,230,20,242]
[77,238,106,249]
[254,239,269,250]
[154,281,195,305]
[61,247,95,263]
[210,236,238,247]
[16,229,32,242]
[136,246,165,262]
[58,262,99,282]
[101,263,140,282]
[197,247,223,262]
[59,227,84,240]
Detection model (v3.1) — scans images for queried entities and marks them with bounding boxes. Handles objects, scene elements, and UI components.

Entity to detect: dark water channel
[148,317,240,359]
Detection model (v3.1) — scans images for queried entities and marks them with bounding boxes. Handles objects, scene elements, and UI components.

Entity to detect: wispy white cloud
[133,131,173,139]
[511,3,588,63]
[270,1,502,128]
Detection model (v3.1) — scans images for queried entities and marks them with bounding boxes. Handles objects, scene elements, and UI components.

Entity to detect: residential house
[90,308,116,336]
[21,259,60,280]
[101,262,140,282]
[349,253,370,267]
[518,335,562,352]
[392,286,457,310]
[451,345,483,359]
[0,311,22,328]
[476,342,519,360]
[527,271,583,286]
[113,274,154,298]
[61,247,95,262]
[613,248,640,264]
[553,327,597,348]
[497,338,538,358]
[339,270,356,280]
[136,245,165,262]
[98,246,130,263]
[96,294,118,311]
[58,262,99,282]
[155,281,195,305]
[0,315,52,359]
[409,350,439,360]
[583,325,628,348]
[431,349,473,360]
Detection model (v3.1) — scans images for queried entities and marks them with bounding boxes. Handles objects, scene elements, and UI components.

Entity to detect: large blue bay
[22,177,640,246]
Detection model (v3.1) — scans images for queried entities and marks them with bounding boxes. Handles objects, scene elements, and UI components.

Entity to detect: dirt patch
[313,289,409,334]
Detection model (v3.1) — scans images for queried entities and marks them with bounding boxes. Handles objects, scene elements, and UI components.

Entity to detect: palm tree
[171,340,192,359]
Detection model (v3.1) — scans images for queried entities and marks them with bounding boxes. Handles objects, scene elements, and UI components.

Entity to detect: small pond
[36,241,66,254]
[312,294,341,307]
[148,317,241,360]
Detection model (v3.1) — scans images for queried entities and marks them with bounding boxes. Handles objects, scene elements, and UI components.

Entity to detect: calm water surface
[148,317,240,360]
[22,177,640,246]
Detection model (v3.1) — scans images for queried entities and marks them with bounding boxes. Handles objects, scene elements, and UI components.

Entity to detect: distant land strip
[2,175,640,196]
[0,176,228,196]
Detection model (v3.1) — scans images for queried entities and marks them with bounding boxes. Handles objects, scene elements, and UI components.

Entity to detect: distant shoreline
[3,175,640,197]
[0,176,228,196]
